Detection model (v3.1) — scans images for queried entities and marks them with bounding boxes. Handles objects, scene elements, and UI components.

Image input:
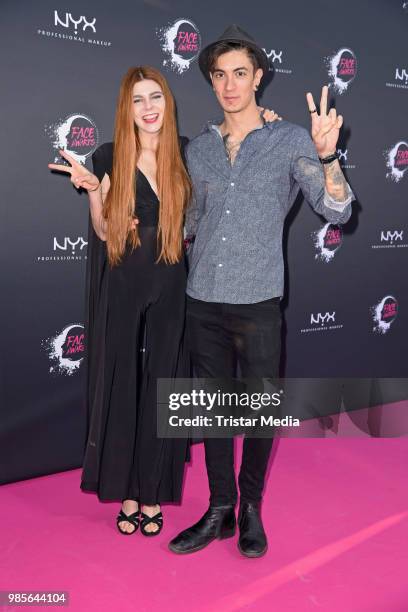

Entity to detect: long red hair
[103,66,191,267]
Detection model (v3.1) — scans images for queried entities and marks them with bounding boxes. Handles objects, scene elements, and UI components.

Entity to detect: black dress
[80,141,190,505]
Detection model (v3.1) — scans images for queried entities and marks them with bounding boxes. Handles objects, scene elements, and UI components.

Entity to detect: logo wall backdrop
[1,0,407,483]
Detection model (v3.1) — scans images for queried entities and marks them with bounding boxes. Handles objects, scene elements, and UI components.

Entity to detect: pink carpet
[1,437,407,611]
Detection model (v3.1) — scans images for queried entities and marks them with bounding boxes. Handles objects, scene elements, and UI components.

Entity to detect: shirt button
[226,209,230,214]
[222,236,226,241]
[230,182,235,187]
[218,263,223,267]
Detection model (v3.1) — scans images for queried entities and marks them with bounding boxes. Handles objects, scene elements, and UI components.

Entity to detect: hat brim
[198,38,270,84]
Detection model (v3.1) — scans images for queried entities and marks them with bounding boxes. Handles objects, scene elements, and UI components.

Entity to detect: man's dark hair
[207,41,260,74]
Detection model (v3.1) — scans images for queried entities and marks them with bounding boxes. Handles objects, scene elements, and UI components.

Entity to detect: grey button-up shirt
[185,119,354,304]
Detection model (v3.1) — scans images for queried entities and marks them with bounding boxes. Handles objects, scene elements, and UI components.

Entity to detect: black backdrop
[1,0,407,484]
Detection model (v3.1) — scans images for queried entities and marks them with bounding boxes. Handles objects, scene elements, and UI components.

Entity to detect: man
[168,25,354,557]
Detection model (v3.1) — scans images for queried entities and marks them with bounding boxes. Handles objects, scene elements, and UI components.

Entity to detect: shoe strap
[117,509,140,523]
[140,511,163,525]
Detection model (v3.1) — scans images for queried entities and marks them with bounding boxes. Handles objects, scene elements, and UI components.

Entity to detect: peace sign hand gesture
[306,85,343,158]
[48,149,100,192]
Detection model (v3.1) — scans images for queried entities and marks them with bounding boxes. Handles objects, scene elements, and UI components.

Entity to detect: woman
[49,65,280,537]
[49,66,192,536]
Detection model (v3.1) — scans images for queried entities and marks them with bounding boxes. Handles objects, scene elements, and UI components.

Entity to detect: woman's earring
[254,84,259,91]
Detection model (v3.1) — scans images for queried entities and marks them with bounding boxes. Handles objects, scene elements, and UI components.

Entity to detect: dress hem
[80,481,183,505]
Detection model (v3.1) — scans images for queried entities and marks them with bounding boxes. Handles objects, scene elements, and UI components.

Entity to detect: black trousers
[186,295,282,506]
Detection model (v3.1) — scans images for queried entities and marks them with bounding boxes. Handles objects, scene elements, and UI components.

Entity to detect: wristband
[319,152,338,164]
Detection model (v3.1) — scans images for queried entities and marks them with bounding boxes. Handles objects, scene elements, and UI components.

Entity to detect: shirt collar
[202,113,269,137]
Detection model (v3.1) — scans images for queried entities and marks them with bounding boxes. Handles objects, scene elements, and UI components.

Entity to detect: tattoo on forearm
[323,159,348,201]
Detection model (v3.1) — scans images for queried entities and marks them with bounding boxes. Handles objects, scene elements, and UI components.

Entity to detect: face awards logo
[157,19,201,74]
[313,223,343,263]
[371,296,398,334]
[386,67,408,90]
[36,236,88,263]
[301,311,343,333]
[42,324,85,375]
[46,113,99,164]
[325,48,357,94]
[36,11,112,47]
[371,230,407,250]
[385,141,408,182]
[262,48,292,75]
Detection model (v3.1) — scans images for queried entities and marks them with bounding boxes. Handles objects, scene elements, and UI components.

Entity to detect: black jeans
[186,295,282,506]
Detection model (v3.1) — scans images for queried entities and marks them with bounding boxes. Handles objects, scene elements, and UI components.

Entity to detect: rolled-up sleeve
[291,127,354,224]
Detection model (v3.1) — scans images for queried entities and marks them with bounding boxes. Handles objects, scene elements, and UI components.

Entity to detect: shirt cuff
[323,183,354,212]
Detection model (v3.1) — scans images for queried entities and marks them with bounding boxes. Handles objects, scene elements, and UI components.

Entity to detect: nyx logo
[380,230,404,242]
[263,49,283,65]
[310,312,335,325]
[337,148,348,162]
[395,68,408,83]
[54,11,96,34]
[53,237,88,253]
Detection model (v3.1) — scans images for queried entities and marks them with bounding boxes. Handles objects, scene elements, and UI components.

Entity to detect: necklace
[223,133,242,165]
[222,119,265,165]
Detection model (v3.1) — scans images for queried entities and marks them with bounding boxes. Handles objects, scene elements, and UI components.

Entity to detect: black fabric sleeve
[179,136,189,167]
[91,142,113,182]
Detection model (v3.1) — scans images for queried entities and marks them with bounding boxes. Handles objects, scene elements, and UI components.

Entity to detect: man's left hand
[306,85,343,158]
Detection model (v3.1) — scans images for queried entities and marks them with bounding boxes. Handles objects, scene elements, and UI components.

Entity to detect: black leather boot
[238,501,268,558]
[168,505,236,554]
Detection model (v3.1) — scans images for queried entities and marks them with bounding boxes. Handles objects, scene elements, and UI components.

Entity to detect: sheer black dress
[80,141,190,505]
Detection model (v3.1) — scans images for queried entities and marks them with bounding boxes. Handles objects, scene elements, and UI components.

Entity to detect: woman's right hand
[48,149,100,192]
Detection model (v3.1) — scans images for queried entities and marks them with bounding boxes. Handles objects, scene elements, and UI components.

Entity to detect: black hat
[198,24,269,84]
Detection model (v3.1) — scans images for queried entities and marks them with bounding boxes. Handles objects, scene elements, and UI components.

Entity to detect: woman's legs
[131,272,186,532]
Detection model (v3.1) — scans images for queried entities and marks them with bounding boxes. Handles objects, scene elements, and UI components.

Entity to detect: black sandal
[116,508,140,535]
[140,510,163,537]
